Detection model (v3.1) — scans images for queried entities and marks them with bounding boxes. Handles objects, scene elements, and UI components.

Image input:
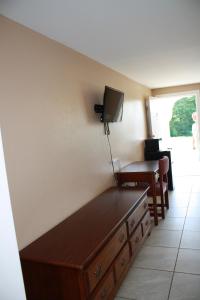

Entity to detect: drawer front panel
[115,243,130,282]
[142,211,151,236]
[87,223,127,293]
[93,270,115,300]
[130,224,143,256]
[127,197,148,235]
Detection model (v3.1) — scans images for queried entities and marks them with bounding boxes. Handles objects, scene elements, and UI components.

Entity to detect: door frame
[148,90,200,158]
[153,89,200,139]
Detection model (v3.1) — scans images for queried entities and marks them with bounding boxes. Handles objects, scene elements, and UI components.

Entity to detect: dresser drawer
[142,211,151,236]
[114,243,130,282]
[127,197,148,235]
[129,224,143,255]
[92,270,115,300]
[87,223,127,293]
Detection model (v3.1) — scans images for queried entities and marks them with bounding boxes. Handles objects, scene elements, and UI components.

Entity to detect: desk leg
[151,175,158,225]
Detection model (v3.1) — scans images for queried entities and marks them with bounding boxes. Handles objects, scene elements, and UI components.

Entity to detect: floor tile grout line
[134,266,173,273]
[167,184,193,300]
[148,228,183,232]
[116,296,135,300]
[143,245,179,249]
[178,246,200,251]
[144,244,200,251]
[173,270,200,276]
[134,266,200,276]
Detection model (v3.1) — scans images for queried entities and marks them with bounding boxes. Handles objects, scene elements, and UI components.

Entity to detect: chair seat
[147,181,168,196]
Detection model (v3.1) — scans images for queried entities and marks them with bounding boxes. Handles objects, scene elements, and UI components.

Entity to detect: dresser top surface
[20,187,147,269]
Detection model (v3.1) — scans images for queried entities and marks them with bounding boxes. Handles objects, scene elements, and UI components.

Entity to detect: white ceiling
[1,0,200,88]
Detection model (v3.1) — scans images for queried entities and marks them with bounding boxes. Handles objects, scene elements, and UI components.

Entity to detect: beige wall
[0,16,150,249]
[152,83,200,96]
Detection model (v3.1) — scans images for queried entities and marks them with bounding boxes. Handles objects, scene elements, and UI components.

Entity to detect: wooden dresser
[20,187,151,300]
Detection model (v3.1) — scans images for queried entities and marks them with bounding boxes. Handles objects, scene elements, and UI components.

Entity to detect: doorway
[147,91,200,177]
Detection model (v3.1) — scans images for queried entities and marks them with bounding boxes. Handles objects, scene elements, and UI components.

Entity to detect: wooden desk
[116,161,159,225]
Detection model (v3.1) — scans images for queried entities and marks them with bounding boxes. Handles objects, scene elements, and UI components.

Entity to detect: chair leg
[160,194,165,219]
[165,190,169,209]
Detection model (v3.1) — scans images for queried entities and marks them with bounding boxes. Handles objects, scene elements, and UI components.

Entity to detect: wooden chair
[148,156,169,219]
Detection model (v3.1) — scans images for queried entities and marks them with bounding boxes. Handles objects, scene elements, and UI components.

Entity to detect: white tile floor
[116,175,200,300]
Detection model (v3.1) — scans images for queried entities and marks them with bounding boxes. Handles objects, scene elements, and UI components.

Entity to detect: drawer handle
[130,219,135,228]
[94,265,102,280]
[120,258,126,267]
[119,233,125,244]
[143,202,148,209]
[100,287,107,299]
[135,236,140,243]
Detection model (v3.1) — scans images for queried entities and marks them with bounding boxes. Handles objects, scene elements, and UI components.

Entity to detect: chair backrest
[158,156,169,183]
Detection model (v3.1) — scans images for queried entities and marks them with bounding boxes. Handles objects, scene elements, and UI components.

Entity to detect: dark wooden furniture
[116,160,159,225]
[144,138,174,191]
[147,156,169,219]
[20,187,151,300]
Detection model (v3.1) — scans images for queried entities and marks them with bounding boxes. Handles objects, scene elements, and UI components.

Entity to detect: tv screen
[102,86,124,122]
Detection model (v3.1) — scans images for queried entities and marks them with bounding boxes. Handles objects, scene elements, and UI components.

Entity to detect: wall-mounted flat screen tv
[102,86,124,122]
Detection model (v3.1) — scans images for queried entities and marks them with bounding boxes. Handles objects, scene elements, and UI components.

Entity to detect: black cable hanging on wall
[104,122,110,135]
[105,122,118,184]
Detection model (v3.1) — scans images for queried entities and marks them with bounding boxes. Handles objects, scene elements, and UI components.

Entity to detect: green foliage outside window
[169,96,196,137]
